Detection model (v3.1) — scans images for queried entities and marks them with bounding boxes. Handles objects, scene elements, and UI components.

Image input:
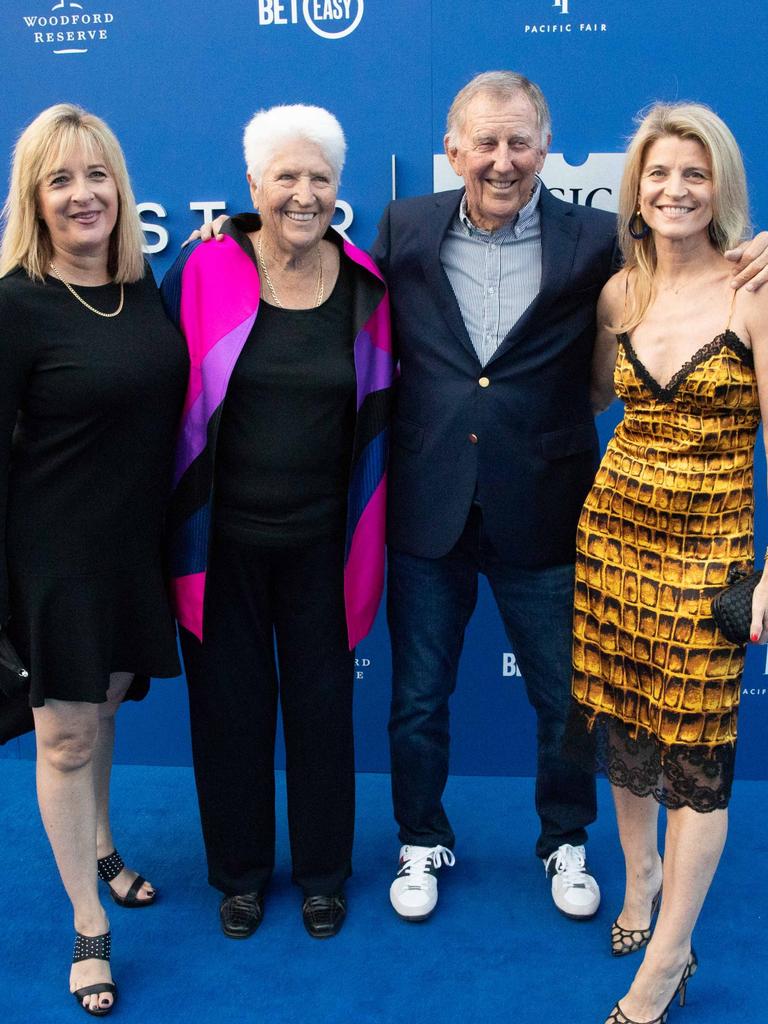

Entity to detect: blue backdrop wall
[2,0,768,777]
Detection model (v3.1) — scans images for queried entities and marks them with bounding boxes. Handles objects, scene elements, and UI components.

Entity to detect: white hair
[242,104,346,184]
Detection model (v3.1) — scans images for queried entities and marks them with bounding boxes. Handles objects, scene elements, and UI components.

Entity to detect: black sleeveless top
[214,229,355,546]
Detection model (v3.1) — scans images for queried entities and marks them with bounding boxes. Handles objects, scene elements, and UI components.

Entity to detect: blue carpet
[0,761,765,1024]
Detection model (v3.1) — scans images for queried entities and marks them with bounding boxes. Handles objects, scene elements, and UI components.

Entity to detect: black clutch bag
[0,630,30,698]
[711,566,763,644]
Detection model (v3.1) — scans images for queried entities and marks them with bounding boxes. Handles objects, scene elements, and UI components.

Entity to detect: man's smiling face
[445,90,550,232]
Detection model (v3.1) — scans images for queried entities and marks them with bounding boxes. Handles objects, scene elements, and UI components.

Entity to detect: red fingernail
[751,633,759,642]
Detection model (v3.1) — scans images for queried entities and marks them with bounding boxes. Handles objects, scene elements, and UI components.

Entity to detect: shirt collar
[458,177,542,239]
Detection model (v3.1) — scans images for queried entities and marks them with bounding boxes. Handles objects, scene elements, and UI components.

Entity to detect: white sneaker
[389,844,456,921]
[543,843,600,919]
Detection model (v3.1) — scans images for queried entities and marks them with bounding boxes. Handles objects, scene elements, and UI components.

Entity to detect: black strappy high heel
[610,886,662,956]
[604,948,698,1024]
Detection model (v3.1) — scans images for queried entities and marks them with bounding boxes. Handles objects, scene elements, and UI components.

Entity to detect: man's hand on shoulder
[181,215,229,248]
[725,231,768,292]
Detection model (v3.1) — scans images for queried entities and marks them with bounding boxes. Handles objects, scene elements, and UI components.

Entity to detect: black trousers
[181,529,355,897]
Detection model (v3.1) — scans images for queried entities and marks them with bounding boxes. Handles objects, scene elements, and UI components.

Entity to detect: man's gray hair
[445,71,552,149]
[243,104,346,184]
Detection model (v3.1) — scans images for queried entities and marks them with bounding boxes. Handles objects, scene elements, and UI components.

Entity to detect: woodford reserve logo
[23,1,115,56]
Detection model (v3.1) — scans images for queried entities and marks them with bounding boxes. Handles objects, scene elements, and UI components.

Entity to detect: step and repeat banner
[2,1,768,777]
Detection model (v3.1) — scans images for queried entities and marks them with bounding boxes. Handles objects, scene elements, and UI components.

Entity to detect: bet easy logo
[257,0,364,39]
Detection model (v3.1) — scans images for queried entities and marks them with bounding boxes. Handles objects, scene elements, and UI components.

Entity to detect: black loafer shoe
[302,892,347,939]
[220,892,264,939]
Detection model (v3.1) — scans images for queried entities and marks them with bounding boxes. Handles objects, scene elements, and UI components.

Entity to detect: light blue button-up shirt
[440,179,543,367]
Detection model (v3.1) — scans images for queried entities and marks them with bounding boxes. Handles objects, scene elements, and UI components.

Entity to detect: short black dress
[0,267,189,706]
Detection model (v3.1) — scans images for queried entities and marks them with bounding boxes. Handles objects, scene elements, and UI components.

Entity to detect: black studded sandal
[97,849,156,908]
[71,930,118,1017]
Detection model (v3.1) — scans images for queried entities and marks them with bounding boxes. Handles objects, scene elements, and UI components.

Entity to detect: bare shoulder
[597,268,629,325]
[735,282,768,348]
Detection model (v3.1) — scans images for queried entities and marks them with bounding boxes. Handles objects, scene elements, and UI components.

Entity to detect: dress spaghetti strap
[726,286,738,332]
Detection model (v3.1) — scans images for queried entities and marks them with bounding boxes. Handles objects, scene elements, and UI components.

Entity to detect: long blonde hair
[616,102,750,333]
[0,104,145,282]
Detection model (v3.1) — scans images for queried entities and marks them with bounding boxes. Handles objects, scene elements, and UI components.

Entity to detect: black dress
[0,267,189,706]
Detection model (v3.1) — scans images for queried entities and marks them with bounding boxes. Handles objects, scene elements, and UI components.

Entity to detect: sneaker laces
[399,845,456,887]
[545,843,589,887]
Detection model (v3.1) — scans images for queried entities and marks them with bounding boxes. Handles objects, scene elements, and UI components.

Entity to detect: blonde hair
[0,104,145,283]
[616,102,750,332]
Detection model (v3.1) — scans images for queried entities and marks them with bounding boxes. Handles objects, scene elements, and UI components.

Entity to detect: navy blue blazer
[371,185,618,566]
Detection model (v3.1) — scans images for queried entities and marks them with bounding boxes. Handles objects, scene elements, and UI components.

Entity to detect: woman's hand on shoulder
[181,215,229,248]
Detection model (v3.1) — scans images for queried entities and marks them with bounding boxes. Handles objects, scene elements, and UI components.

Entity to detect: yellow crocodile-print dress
[571,325,759,810]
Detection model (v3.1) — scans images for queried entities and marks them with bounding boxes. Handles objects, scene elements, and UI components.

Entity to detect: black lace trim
[565,708,735,813]
[618,329,753,403]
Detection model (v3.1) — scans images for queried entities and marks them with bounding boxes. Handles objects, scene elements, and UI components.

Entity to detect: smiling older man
[371,70,768,924]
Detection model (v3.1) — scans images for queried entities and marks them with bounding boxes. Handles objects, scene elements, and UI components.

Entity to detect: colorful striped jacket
[160,217,394,648]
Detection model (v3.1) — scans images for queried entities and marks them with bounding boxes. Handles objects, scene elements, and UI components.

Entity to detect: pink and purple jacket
[160,222,394,648]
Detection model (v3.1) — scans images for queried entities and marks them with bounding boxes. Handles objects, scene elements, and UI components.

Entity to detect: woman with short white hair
[162,104,394,940]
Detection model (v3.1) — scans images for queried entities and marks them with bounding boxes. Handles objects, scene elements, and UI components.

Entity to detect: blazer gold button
[468,433,479,444]
[478,376,490,388]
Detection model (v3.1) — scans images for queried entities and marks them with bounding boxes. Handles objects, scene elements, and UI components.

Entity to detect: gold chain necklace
[256,233,324,308]
[658,268,716,295]
[49,262,124,318]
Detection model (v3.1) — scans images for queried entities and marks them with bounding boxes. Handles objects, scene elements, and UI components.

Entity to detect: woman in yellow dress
[572,102,768,1024]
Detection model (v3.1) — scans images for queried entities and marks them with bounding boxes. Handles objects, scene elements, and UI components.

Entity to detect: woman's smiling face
[638,134,715,244]
[249,139,337,256]
[36,142,118,264]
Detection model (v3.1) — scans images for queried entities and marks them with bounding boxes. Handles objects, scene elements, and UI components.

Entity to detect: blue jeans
[387,505,596,859]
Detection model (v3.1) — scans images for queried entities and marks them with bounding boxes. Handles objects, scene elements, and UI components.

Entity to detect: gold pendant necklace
[49,262,124,318]
[256,234,324,308]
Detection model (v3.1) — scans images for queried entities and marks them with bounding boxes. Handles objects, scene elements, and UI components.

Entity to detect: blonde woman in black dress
[572,103,768,1023]
[0,106,187,1014]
